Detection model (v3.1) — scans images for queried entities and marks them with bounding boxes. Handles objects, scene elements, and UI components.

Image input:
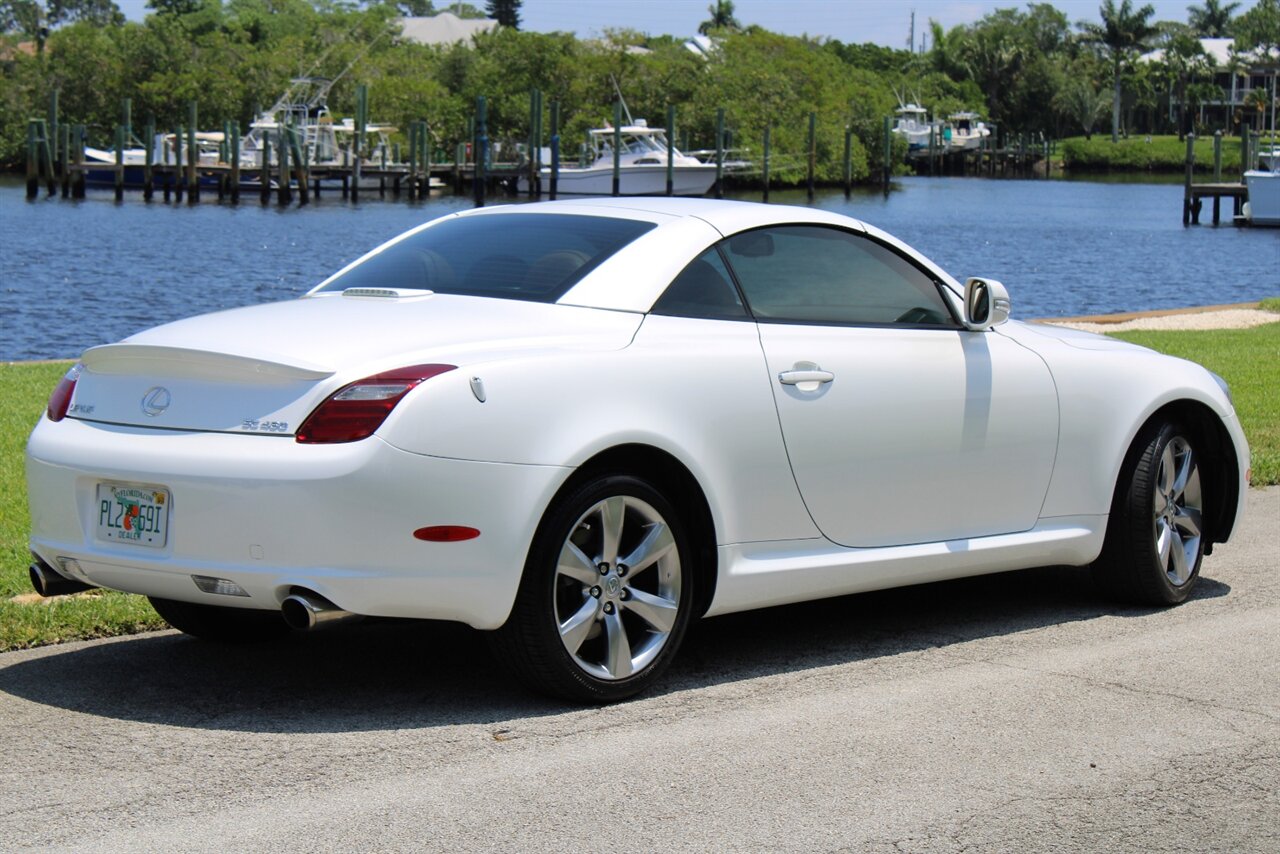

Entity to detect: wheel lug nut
[617,564,628,577]
[598,562,610,575]
[619,589,630,601]
[603,602,615,614]
[590,586,601,598]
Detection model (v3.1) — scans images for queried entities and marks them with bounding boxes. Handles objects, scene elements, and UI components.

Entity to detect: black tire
[148,596,290,643]
[1091,420,1206,605]
[490,473,696,703]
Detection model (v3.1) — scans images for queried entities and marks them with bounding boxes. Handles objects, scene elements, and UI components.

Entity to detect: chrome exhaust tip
[280,592,359,632]
[29,558,94,598]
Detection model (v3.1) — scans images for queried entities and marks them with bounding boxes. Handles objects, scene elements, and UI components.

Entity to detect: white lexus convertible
[26,199,1249,701]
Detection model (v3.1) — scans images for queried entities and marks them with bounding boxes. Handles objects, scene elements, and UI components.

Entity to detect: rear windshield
[315,213,656,302]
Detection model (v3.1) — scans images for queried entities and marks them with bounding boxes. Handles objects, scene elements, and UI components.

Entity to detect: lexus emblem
[141,386,171,417]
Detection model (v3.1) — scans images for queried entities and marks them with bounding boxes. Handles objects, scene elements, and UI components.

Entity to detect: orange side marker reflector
[414,526,481,542]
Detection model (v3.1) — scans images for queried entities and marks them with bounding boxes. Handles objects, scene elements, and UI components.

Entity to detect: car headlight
[1209,371,1233,407]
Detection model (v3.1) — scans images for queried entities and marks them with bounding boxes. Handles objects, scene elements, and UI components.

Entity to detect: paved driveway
[2,488,1276,852]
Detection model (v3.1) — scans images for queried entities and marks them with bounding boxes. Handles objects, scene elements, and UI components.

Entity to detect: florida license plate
[96,483,169,548]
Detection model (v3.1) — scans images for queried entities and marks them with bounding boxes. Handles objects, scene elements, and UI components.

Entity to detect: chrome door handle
[778,369,834,386]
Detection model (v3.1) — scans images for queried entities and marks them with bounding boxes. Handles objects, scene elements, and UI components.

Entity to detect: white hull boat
[892,104,933,151]
[527,163,717,196]
[1243,153,1280,226]
[946,112,991,152]
[517,120,717,196]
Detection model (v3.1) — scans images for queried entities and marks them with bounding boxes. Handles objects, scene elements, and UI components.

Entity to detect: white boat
[1243,147,1280,226]
[892,104,933,151]
[239,78,398,187]
[946,112,991,152]
[82,133,222,187]
[517,119,718,196]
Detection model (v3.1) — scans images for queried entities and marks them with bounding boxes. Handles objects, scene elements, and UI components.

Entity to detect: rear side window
[316,214,656,302]
[722,225,955,326]
[650,248,748,321]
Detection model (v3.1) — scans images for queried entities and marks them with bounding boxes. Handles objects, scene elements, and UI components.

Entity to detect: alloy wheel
[1152,436,1203,587]
[553,496,682,681]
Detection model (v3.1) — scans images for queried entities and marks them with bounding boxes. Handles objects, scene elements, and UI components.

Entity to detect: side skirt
[704,515,1106,617]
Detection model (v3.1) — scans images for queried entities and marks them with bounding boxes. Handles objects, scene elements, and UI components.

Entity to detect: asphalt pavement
[2,487,1277,852]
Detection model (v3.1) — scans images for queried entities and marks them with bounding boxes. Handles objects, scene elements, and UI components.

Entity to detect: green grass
[1109,320,1280,486]
[0,363,166,651]
[1060,134,1248,173]
[1260,297,1280,314]
[2,318,1277,650]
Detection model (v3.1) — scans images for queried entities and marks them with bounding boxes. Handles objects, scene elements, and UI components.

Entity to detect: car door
[720,225,1059,549]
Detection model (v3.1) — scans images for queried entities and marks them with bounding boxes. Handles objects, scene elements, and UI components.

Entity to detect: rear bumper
[26,416,569,629]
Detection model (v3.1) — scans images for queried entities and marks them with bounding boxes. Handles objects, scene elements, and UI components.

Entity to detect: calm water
[2,176,1276,361]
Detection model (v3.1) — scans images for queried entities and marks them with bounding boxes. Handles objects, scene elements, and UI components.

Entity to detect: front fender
[1006,322,1246,526]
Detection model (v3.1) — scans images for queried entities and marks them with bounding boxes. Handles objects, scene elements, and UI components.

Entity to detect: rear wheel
[1092,420,1205,605]
[491,474,694,703]
[148,597,290,643]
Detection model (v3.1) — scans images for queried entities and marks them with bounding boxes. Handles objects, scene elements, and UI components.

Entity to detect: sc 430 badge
[241,419,290,433]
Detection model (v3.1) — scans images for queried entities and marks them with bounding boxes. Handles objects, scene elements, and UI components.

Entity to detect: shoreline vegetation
[1059,133,1278,173]
[3,1,1279,187]
[1,300,1277,652]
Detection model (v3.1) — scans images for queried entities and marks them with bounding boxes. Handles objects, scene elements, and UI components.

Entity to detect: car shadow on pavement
[0,565,1229,732]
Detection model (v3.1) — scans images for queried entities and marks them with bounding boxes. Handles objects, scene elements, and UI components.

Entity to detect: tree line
[1,0,1277,182]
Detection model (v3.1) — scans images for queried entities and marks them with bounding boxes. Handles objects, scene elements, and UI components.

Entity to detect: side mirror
[963,277,1011,330]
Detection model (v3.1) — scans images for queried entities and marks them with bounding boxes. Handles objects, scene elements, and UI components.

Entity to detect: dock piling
[187,104,199,203]
[260,133,270,205]
[550,101,561,200]
[716,108,726,200]
[665,104,675,197]
[612,100,622,197]
[762,125,771,203]
[60,123,71,197]
[48,90,60,192]
[230,123,240,203]
[807,111,816,200]
[290,124,309,205]
[474,96,488,207]
[26,120,37,198]
[527,88,539,198]
[72,125,85,198]
[38,127,53,196]
[1183,133,1196,225]
[1213,130,1222,183]
[114,125,124,202]
[882,115,891,195]
[842,125,852,197]
[278,127,291,205]
[408,123,418,199]
[143,118,154,200]
[421,122,431,197]
[353,84,367,203]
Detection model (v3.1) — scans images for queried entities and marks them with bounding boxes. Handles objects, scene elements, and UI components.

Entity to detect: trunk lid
[68,293,641,434]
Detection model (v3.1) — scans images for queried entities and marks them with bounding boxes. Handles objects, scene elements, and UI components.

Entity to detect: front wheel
[491,474,695,703]
[1092,420,1205,605]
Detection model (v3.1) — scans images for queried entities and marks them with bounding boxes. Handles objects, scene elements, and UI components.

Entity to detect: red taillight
[296,364,455,444]
[47,363,83,422]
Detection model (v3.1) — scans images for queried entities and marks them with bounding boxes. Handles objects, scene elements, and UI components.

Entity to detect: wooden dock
[1181,130,1262,226]
[1186,182,1247,225]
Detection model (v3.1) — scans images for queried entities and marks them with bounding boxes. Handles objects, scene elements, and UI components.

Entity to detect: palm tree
[1081,0,1159,142]
[1187,0,1240,38]
[699,0,741,35]
[1053,78,1112,139]
[928,20,965,79]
